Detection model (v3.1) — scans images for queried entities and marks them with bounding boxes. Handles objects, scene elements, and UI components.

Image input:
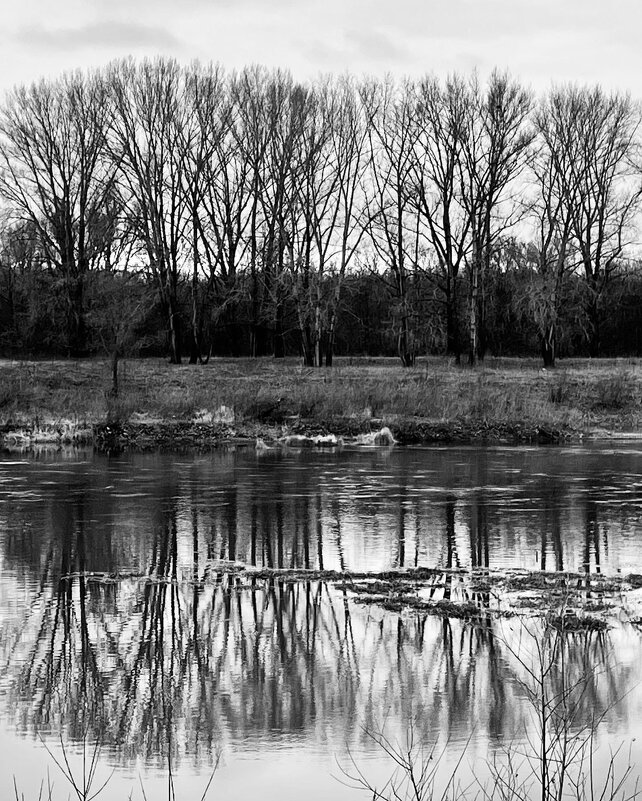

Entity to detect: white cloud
[15,21,182,52]
[1,0,642,96]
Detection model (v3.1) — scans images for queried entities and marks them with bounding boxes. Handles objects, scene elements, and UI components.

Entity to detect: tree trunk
[477,294,487,362]
[445,272,461,364]
[325,311,337,367]
[541,328,556,368]
[273,280,285,358]
[587,299,601,358]
[398,307,415,368]
[323,274,344,369]
[325,344,333,367]
[188,280,201,363]
[468,250,479,367]
[167,296,182,364]
[189,336,199,364]
[252,325,270,357]
[66,274,87,356]
[274,312,285,358]
[110,349,119,397]
[189,208,199,365]
[301,325,315,367]
[313,278,323,368]
[249,266,261,358]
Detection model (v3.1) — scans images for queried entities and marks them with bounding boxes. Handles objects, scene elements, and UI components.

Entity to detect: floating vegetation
[548,612,609,632]
[60,564,636,626]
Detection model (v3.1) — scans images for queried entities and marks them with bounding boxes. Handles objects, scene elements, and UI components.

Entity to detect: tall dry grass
[0,356,640,431]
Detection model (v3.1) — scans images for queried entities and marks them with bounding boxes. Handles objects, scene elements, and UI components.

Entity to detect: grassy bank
[0,356,641,449]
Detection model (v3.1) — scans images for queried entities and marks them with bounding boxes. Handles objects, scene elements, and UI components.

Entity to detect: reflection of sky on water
[1,444,642,800]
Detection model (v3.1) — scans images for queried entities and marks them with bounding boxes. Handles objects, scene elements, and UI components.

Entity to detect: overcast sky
[2,0,642,96]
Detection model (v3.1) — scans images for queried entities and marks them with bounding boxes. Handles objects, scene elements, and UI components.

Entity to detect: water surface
[1,443,642,800]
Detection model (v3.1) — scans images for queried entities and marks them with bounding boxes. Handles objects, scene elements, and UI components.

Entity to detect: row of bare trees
[0,59,640,366]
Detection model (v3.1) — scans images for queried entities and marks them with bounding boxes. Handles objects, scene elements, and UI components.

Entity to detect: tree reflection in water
[0,447,641,782]
[0,523,637,775]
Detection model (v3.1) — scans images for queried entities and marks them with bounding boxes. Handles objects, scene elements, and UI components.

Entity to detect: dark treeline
[0,59,641,368]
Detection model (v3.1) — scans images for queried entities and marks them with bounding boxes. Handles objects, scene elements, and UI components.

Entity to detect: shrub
[591,370,638,410]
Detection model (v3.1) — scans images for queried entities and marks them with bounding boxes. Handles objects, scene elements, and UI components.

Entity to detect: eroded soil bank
[85,417,578,453]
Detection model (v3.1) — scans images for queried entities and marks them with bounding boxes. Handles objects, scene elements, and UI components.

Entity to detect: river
[1,443,642,800]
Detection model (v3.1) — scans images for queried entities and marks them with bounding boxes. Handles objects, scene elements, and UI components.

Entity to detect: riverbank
[0,355,640,451]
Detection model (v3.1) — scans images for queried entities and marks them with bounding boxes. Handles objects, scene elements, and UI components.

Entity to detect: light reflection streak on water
[0,444,642,800]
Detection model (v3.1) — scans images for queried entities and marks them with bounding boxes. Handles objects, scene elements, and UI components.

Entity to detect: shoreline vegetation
[0,355,640,452]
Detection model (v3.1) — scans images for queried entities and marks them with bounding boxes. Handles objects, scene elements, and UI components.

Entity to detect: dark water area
[1,443,642,800]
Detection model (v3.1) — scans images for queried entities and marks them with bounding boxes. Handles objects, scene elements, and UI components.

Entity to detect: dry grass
[0,355,640,433]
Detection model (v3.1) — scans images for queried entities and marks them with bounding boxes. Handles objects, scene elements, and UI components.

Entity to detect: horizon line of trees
[1,57,642,369]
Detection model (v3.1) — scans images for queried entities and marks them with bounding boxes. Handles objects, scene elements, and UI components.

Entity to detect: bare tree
[231,67,299,358]
[361,76,421,367]
[85,269,154,396]
[106,57,192,364]
[284,81,323,366]
[525,105,578,367]
[229,67,272,356]
[0,70,114,354]
[412,74,471,362]
[261,71,305,358]
[0,218,42,348]
[181,62,232,362]
[323,77,371,366]
[285,76,369,367]
[538,86,642,357]
[459,71,533,365]
[296,75,370,367]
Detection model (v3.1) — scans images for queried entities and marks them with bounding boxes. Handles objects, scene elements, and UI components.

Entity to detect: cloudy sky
[2,0,641,95]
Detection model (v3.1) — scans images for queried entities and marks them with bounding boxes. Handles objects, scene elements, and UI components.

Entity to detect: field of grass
[0,355,641,444]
